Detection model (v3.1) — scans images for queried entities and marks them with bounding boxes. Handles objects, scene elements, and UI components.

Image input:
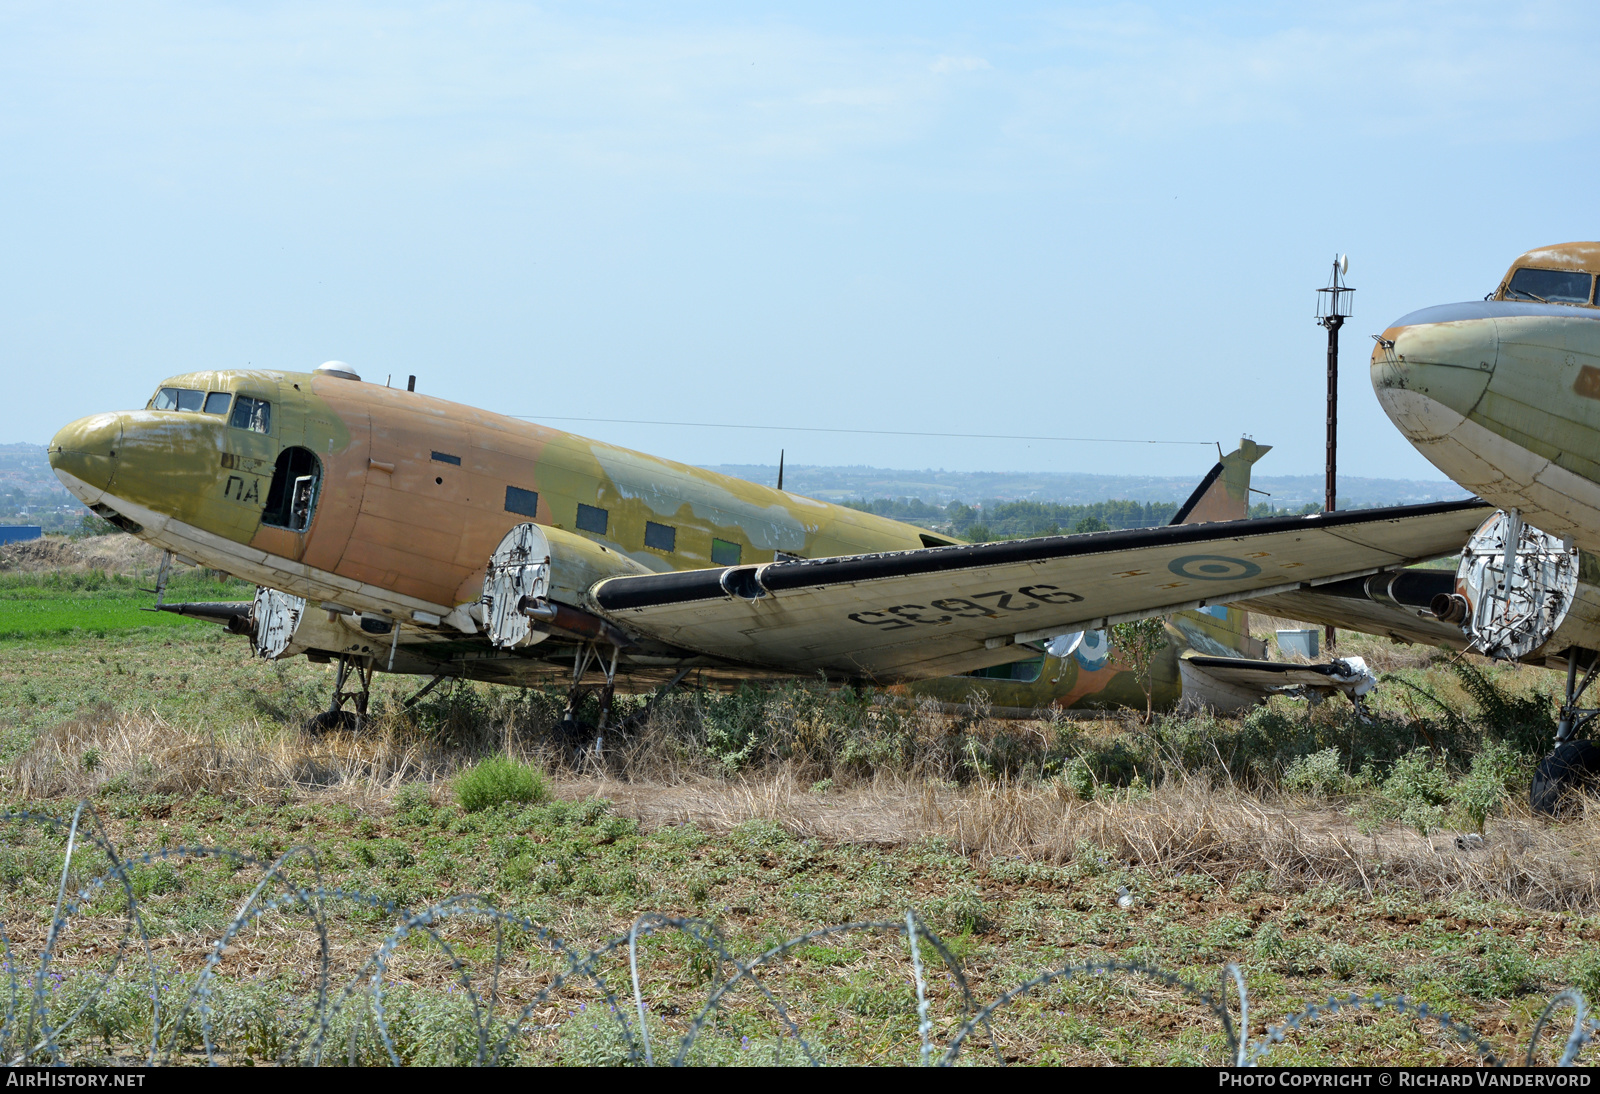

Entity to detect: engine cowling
[481,522,652,649]
[1451,510,1600,663]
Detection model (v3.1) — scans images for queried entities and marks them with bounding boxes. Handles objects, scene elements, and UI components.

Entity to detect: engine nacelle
[1450,510,1600,663]
[482,522,652,649]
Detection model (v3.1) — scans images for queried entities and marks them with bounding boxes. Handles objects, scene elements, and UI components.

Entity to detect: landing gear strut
[558,641,622,746]
[307,654,372,734]
[1532,648,1600,815]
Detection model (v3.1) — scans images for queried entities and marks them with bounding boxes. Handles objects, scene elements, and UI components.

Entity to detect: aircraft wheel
[1530,740,1600,816]
[306,710,360,735]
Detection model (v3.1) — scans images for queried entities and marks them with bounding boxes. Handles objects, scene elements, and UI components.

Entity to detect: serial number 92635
[848,585,1083,630]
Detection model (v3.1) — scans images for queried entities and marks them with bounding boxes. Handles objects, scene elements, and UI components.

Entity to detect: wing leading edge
[586,499,1490,682]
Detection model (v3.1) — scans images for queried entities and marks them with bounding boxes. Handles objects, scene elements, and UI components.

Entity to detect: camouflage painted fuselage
[50,369,943,618]
[49,368,1268,709]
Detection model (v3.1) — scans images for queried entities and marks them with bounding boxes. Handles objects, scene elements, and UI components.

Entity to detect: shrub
[393,782,433,816]
[454,757,550,813]
[1383,749,1452,836]
[1283,747,1345,796]
[1456,932,1540,1000]
[1448,742,1526,834]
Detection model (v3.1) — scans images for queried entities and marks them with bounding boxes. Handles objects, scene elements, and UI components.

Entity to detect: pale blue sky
[4,2,1596,482]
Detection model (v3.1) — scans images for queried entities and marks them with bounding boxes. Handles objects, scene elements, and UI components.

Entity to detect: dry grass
[588,770,1600,913]
[8,704,445,805]
[11,675,1598,916]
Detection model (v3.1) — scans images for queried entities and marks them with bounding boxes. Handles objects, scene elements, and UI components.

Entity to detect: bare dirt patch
[0,533,165,575]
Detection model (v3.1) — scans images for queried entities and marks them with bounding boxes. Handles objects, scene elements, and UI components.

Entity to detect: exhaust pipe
[1431,592,1471,625]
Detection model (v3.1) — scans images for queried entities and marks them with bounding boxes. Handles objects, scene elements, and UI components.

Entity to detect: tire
[1530,740,1600,816]
[306,710,360,734]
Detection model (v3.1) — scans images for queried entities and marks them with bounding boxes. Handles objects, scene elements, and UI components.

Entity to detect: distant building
[0,526,42,544]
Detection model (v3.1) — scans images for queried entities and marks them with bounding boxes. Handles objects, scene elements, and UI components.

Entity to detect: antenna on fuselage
[777,450,785,491]
[407,375,416,392]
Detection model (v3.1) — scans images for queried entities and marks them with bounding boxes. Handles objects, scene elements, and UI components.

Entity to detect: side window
[203,392,232,415]
[711,538,741,566]
[230,396,271,434]
[505,486,539,518]
[153,387,204,411]
[576,504,608,535]
[644,521,676,552]
[262,446,321,531]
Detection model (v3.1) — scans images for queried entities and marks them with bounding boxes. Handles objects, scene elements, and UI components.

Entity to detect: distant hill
[1,443,80,531]
[705,463,1471,509]
[2,439,1474,535]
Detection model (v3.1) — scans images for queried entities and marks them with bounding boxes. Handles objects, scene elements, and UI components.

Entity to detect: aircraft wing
[587,499,1490,682]
[1238,573,1472,651]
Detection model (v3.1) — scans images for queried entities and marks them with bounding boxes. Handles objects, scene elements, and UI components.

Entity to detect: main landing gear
[558,644,691,757]
[306,654,372,734]
[1531,649,1600,815]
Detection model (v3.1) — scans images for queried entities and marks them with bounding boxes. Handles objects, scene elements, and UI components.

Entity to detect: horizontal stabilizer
[1178,653,1377,714]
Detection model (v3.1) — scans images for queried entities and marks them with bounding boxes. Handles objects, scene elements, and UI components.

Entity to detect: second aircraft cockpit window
[1504,267,1596,305]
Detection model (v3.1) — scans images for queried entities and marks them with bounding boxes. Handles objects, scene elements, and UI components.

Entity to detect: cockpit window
[152,387,205,412]
[1505,267,1594,305]
[203,392,232,415]
[230,396,271,434]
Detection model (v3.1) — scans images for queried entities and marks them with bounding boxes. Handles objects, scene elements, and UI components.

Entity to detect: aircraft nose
[48,414,124,505]
[1370,318,1496,442]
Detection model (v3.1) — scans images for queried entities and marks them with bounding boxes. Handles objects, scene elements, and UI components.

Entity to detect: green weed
[454,758,550,813]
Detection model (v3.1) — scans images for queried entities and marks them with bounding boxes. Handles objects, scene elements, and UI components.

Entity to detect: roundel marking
[1167,554,1262,581]
[1073,629,1110,671]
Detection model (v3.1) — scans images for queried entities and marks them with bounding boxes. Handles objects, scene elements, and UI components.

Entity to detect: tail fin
[1169,438,1271,526]
[1167,438,1271,659]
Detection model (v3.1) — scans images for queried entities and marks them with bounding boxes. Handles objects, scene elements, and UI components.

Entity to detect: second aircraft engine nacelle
[481,522,651,649]
[1448,510,1600,663]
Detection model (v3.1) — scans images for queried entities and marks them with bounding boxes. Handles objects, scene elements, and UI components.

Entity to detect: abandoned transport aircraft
[1364,242,1600,810]
[48,364,1488,732]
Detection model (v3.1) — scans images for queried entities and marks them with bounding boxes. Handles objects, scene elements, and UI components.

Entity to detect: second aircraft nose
[1371,318,1497,442]
[48,414,124,505]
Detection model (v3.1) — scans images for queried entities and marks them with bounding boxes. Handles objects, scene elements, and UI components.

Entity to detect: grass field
[1,550,1598,1066]
[0,569,254,641]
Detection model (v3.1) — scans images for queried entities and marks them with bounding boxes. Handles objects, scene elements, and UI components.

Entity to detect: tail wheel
[1530,740,1600,816]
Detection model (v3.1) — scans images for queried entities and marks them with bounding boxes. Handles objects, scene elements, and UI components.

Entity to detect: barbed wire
[0,802,1594,1067]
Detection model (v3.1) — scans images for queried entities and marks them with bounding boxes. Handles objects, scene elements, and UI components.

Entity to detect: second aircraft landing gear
[307,654,372,734]
[1532,649,1600,815]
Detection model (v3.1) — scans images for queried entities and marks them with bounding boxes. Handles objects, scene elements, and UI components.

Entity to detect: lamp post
[1316,254,1354,652]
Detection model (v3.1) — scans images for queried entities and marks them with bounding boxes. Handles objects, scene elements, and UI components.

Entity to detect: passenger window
[230,396,271,434]
[431,451,462,466]
[576,504,608,535]
[505,486,539,518]
[711,538,741,566]
[644,521,676,552]
[262,447,321,531]
[203,392,232,415]
[1505,267,1593,304]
